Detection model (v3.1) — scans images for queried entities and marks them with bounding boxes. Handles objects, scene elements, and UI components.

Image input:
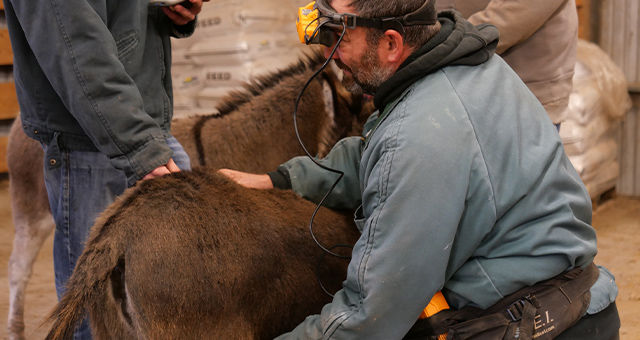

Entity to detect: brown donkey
[7,50,373,340]
[45,168,360,339]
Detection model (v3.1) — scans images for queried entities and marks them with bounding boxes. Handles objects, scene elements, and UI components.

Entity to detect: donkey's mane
[191,48,331,167]
[215,49,327,116]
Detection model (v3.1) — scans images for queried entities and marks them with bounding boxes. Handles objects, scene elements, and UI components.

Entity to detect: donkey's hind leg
[6,117,55,340]
[7,212,54,340]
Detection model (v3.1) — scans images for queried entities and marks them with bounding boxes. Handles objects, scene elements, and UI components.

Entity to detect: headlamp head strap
[296,0,437,47]
[316,0,437,32]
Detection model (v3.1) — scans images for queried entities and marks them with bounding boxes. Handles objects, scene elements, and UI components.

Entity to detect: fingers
[141,159,181,182]
[218,169,240,181]
[166,158,181,173]
[163,0,203,26]
[217,169,274,190]
[187,0,204,14]
[161,7,186,25]
[142,165,171,181]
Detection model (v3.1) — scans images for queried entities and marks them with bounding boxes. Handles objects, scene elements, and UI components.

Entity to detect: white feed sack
[171,0,307,117]
[560,40,632,198]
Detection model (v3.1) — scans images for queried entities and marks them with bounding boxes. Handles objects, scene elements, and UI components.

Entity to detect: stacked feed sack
[560,40,632,199]
[171,0,307,117]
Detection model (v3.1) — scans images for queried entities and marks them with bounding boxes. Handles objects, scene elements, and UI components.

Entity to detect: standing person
[436,0,579,129]
[3,0,207,338]
[219,0,620,339]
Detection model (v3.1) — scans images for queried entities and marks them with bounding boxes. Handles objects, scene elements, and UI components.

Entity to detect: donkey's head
[215,48,375,157]
[184,47,375,171]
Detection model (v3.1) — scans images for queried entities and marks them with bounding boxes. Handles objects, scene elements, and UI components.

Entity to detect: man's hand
[142,158,181,181]
[163,0,210,26]
[218,169,274,190]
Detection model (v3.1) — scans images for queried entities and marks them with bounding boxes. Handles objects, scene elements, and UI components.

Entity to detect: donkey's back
[8,50,373,340]
[46,168,359,340]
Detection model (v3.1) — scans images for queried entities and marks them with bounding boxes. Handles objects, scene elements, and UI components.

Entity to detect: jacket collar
[374,11,499,110]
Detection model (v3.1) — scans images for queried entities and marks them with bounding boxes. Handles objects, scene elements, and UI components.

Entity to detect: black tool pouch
[404,262,599,340]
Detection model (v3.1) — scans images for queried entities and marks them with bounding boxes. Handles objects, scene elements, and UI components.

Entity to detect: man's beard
[335,45,395,96]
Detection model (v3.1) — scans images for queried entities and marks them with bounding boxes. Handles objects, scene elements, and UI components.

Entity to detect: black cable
[316,244,352,297]
[304,17,322,45]
[293,22,353,263]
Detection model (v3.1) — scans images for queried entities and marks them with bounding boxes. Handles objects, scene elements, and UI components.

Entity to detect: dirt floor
[0,175,638,339]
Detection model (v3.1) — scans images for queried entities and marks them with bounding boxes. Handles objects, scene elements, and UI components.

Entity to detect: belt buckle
[507,300,526,321]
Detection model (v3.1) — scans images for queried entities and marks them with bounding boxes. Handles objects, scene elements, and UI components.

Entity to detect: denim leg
[42,136,189,340]
[167,135,191,171]
[42,146,128,340]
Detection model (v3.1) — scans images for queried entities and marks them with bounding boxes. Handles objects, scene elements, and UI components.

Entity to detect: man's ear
[380,29,406,63]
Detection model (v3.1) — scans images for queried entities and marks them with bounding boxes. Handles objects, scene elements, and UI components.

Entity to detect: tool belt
[404,262,599,340]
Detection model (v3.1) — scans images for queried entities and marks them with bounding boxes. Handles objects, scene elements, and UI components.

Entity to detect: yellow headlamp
[296,1,334,46]
[296,2,317,44]
[295,0,438,47]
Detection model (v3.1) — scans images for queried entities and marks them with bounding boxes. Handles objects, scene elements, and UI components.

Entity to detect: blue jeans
[42,136,190,340]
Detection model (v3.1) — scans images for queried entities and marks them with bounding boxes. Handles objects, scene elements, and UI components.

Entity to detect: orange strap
[418,291,449,340]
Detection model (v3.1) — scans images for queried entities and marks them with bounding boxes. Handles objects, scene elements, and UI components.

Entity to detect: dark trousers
[555,302,620,340]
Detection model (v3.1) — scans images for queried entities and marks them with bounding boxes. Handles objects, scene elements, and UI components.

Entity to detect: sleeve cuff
[171,18,197,38]
[267,166,292,190]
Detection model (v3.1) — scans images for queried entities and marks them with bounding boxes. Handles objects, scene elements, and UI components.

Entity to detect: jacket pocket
[115,31,139,60]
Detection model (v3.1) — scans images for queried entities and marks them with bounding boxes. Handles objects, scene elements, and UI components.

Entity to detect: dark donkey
[7,50,372,340]
[45,168,360,339]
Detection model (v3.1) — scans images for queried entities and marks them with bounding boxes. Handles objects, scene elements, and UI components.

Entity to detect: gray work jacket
[4,0,195,184]
[274,13,616,339]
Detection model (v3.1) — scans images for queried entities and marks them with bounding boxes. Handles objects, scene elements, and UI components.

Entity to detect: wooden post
[0,82,19,120]
[0,29,13,66]
[576,0,592,41]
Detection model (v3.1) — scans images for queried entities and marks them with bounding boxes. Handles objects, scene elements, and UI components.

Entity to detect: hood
[374,11,499,110]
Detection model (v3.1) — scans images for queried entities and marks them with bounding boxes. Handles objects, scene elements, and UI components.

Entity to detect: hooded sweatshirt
[274,11,616,340]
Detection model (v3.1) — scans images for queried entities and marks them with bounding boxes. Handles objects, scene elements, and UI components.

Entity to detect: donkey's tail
[43,190,136,340]
[43,268,94,340]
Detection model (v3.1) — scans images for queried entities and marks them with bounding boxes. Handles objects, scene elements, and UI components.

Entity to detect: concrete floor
[0,175,638,339]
